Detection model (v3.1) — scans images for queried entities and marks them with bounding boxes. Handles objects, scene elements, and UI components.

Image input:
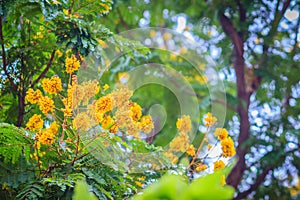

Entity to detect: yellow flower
[135,181,144,187]
[221,175,226,186]
[49,121,59,135]
[42,76,62,94]
[214,128,228,141]
[169,131,190,152]
[176,115,192,132]
[81,80,100,105]
[111,87,132,107]
[164,152,178,164]
[109,124,119,134]
[26,89,42,104]
[195,164,207,172]
[38,129,56,145]
[139,115,154,134]
[56,49,63,58]
[103,84,109,91]
[26,114,44,131]
[72,112,92,131]
[99,3,111,14]
[97,39,108,48]
[65,54,80,74]
[38,96,54,114]
[221,137,236,157]
[101,115,114,129]
[207,143,213,151]
[130,102,142,121]
[95,95,113,114]
[126,121,141,138]
[204,112,217,127]
[214,160,225,171]
[186,144,195,156]
[115,106,131,127]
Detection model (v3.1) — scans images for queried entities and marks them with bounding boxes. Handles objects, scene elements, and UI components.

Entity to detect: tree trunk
[16,90,26,127]
[219,13,251,189]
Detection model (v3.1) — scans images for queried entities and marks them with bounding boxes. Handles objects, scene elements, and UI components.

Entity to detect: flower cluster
[26,89,54,115]
[163,112,236,186]
[164,115,192,164]
[42,76,62,94]
[65,54,81,74]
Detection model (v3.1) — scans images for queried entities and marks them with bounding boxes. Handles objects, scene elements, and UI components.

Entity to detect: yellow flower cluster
[26,114,44,131]
[139,115,154,134]
[26,89,42,104]
[26,88,54,114]
[214,160,225,171]
[95,95,113,115]
[36,122,59,146]
[204,112,217,127]
[42,76,62,94]
[221,137,236,157]
[186,144,195,156]
[38,96,55,114]
[65,54,80,74]
[99,3,111,14]
[62,84,73,117]
[130,102,142,121]
[72,112,92,131]
[176,115,192,132]
[214,128,228,141]
[169,131,190,152]
[196,164,208,172]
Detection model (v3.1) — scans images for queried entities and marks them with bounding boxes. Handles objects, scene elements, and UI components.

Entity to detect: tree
[0,0,111,126]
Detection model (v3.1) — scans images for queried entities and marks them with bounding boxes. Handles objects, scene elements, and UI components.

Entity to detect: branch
[30,50,56,87]
[219,13,244,58]
[0,15,17,92]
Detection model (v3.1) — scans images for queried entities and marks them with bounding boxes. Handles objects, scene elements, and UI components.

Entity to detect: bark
[219,13,251,189]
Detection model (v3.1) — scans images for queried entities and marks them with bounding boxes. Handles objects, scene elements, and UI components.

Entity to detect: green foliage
[135,169,234,200]
[73,180,97,200]
[0,123,32,164]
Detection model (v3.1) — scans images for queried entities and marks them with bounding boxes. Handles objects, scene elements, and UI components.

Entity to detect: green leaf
[73,180,97,200]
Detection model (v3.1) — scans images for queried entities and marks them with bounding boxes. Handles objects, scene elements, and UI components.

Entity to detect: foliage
[135,169,234,200]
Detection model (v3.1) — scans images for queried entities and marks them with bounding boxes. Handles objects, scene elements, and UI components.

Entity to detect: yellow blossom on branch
[72,112,92,131]
[221,137,236,157]
[214,160,225,171]
[169,131,190,152]
[38,96,54,114]
[204,112,217,127]
[95,95,113,115]
[139,115,154,134]
[26,88,42,104]
[214,128,228,141]
[130,102,142,121]
[186,144,195,156]
[26,114,44,131]
[176,115,192,132]
[42,76,62,94]
[65,54,80,74]
[195,164,207,172]
[101,115,114,130]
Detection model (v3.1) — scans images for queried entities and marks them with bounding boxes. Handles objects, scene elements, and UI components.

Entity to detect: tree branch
[30,50,56,87]
[0,15,17,92]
